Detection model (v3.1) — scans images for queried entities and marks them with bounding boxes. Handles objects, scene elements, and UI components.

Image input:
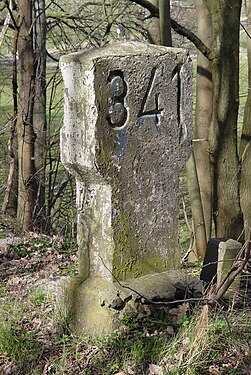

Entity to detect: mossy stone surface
[60,43,193,335]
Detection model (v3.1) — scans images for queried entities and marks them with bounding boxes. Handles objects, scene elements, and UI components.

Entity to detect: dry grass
[0,234,250,374]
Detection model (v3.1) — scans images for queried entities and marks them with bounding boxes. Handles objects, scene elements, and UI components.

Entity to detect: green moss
[112,212,174,280]
[113,211,138,280]
[77,223,90,279]
[70,277,119,336]
[98,139,110,172]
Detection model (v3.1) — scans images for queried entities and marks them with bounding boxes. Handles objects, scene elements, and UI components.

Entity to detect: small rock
[0,237,23,250]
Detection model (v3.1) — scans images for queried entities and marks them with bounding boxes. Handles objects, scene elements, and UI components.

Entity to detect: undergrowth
[162,304,251,374]
[0,235,250,374]
[0,294,46,374]
[0,288,250,374]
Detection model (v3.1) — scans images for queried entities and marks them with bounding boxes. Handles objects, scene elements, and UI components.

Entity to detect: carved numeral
[172,63,187,145]
[107,70,127,129]
[138,67,163,125]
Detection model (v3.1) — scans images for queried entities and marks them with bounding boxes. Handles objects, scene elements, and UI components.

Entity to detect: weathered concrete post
[60,42,192,336]
[217,239,242,297]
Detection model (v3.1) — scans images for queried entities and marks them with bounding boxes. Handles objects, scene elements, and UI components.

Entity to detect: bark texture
[240,0,251,239]
[193,0,213,242]
[206,0,243,239]
[17,0,37,229]
[33,0,47,230]
[185,151,207,260]
[1,26,18,219]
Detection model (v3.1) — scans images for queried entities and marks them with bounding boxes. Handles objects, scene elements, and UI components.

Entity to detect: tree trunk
[159,0,172,46]
[240,0,251,239]
[185,151,207,260]
[16,0,37,230]
[193,0,213,243]
[1,25,18,220]
[185,0,212,259]
[33,0,47,230]
[206,0,243,239]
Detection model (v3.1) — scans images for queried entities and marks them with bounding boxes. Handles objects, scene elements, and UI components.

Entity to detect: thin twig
[240,22,251,40]
[181,194,195,263]
[128,0,212,60]
[98,255,210,306]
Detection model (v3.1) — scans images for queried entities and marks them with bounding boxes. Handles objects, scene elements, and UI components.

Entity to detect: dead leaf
[148,364,163,374]
[169,303,189,318]
[208,366,221,374]
[4,364,16,375]
[163,363,176,372]
[45,254,53,261]
[7,276,22,285]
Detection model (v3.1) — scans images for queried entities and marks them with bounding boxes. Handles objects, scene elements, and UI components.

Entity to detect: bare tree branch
[0,0,11,46]
[128,0,213,60]
[129,0,159,16]
[4,0,18,30]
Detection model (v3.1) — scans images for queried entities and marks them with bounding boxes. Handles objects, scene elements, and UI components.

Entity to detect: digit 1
[172,63,187,145]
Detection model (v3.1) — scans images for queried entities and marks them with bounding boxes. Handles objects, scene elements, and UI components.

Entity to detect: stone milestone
[60,42,192,336]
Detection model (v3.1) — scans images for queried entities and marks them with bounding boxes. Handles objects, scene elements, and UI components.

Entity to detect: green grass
[0,288,171,374]
[0,296,45,373]
[82,329,169,374]
[0,290,250,374]
[161,305,251,374]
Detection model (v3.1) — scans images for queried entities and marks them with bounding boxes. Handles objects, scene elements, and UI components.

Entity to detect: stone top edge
[59,41,190,65]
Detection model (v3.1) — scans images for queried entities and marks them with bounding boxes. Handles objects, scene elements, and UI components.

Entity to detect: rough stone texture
[217,239,242,297]
[0,234,23,250]
[61,42,192,279]
[64,270,199,336]
[60,42,192,335]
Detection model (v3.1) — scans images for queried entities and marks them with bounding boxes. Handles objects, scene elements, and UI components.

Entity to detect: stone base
[70,277,121,336]
[57,271,200,337]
